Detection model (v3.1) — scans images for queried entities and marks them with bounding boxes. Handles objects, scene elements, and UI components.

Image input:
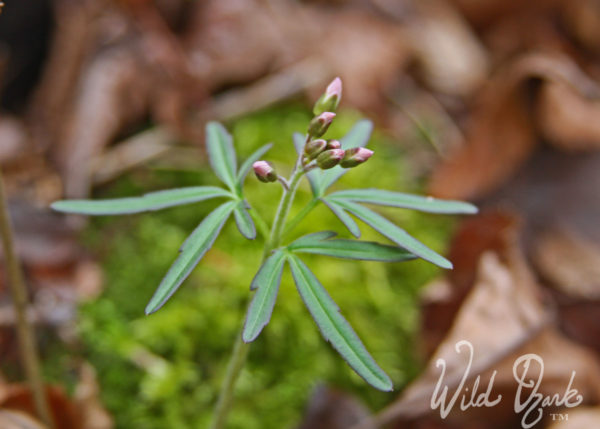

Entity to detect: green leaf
[321,197,361,238]
[206,121,237,191]
[287,255,393,391]
[293,132,322,195]
[289,234,415,262]
[145,201,235,314]
[50,186,233,215]
[334,200,452,269]
[237,143,273,186]
[233,201,256,240]
[329,189,478,214]
[287,231,337,248]
[242,250,286,342]
[318,120,372,195]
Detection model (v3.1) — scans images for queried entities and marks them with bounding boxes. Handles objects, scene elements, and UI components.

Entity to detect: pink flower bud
[326,77,343,100]
[316,149,345,170]
[304,139,327,159]
[253,160,277,182]
[326,139,341,150]
[340,147,374,168]
[313,78,343,115]
[308,112,336,138]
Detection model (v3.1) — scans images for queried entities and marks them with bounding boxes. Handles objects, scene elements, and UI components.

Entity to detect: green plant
[52,78,476,428]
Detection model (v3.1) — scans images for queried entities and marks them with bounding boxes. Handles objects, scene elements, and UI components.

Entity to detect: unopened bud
[304,139,327,159]
[253,160,277,182]
[313,77,342,115]
[340,147,374,168]
[316,149,345,170]
[326,139,341,150]
[308,112,335,138]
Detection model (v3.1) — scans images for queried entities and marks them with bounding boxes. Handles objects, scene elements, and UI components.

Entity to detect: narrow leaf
[237,143,273,185]
[51,186,232,215]
[318,120,373,195]
[287,231,337,248]
[329,189,478,214]
[233,201,256,240]
[242,250,286,342]
[206,121,237,190]
[293,132,322,196]
[288,255,393,391]
[335,200,453,269]
[289,237,415,262]
[321,197,361,238]
[145,201,235,314]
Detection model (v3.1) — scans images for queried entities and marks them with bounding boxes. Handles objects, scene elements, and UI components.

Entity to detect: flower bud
[316,149,345,170]
[313,77,342,115]
[308,112,335,138]
[253,160,277,182]
[326,139,341,150]
[304,139,327,159]
[340,147,374,168]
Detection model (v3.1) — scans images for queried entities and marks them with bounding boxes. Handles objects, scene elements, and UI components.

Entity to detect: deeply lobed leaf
[287,254,393,391]
[145,201,235,314]
[233,201,256,240]
[288,234,415,262]
[333,199,453,269]
[321,197,361,238]
[50,186,233,215]
[243,250,286,342]
[206,121,238,191]
[329,189,478,214]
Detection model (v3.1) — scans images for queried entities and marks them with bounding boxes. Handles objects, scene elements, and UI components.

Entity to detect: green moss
[74,103,456,428]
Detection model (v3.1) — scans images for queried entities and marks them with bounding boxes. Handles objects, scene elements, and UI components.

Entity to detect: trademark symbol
[550,413,569,421]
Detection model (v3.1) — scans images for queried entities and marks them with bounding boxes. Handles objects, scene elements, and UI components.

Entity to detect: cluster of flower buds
[253,77,373,184]
[302,140,373,170]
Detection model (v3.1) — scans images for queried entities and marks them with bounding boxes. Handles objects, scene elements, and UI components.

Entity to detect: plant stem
[266,168,305,253]
[0,169,54,428]
[210,165,305,429]
[209,332,249,429]
[283,197,319,237]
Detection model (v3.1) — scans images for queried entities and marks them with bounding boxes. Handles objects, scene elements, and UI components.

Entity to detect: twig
[0,169,54,428]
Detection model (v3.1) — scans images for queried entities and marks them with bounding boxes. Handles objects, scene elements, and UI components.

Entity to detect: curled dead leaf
[537,80,600,151]
[429,53,600,200]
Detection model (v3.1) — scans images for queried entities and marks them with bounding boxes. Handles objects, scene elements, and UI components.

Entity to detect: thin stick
[0,169,54,428]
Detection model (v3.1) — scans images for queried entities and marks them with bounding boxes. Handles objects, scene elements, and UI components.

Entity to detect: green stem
[209,332,250,429]
[0,169,55,428]
[266,169,305,253]
[209,165,305,429]
[283,197,319,237]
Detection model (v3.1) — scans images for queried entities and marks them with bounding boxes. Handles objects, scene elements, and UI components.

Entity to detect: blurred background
[1,0,600,428]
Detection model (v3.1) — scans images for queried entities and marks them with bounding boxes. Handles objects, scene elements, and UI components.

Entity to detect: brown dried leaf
[537,80,600,151]
[421,211,520,354]
[375,251,551,425]
[429,53,600,200]
[407,0,489,97]
[0,385,78,429]
[531,227,600,300]
[0,410,46,429]
[73,363,113,429]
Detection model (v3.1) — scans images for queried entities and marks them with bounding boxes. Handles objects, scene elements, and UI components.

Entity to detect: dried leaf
[429,53,600,200]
